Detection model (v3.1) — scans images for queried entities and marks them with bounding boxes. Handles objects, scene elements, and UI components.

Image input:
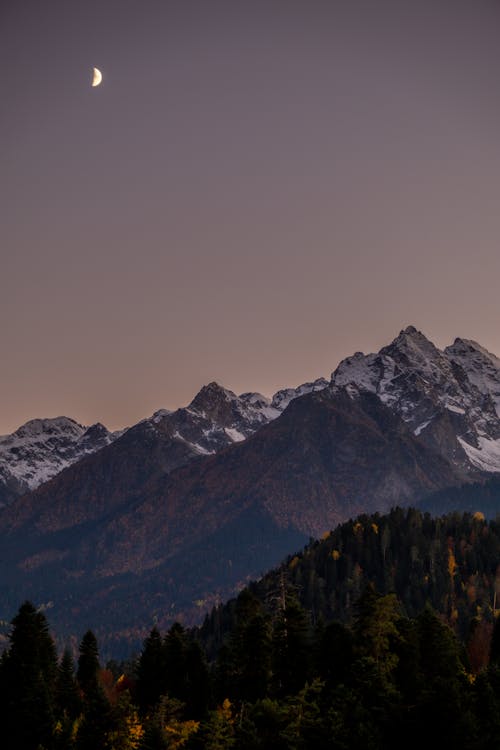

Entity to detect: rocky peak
[0,416,117,503]
[445,338,500,417]
[188,382,245,426]
[380,326,453,382]
[332,327,500,475]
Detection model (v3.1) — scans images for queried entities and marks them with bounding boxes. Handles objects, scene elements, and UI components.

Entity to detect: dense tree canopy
[4,509,500,748]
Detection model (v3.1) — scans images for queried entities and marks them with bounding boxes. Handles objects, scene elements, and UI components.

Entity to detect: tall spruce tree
[76,629,115,750]
[0,601,58,750]
[57,648,82,720]
[77,629,100,697]
[135,627,167,714]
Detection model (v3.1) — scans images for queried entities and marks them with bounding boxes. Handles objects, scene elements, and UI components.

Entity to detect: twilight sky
[2,0,500,434]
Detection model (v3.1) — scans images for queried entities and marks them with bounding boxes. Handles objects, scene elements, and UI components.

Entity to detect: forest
[4,507,500,749]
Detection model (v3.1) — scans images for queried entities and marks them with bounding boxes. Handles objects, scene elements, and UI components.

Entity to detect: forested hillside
[199,506,500,657]
[4,509,500,748]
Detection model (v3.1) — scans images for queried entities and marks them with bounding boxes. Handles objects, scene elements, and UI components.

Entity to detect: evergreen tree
[199,699,235,750]
[164,623,189,704]
[316,620,353,690]
[218,590,272,705]
[473,667,500,750]
[184,639,210,719]
[354,588,401,679]
[413,607,473,747]
[76,629,115,750]
[0,601,58,750]
[77,630,100,697]
[272,598,311,696]
[76,685,115,750]
[56,648,82,720]
[135,627,167,714]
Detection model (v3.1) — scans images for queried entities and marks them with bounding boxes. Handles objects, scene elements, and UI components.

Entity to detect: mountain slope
[0,387,461,649]
[0,378,328,509]
[3,325,500,651]
[332,326,500,475]
[0,417,119,506]
[197,506,500,657]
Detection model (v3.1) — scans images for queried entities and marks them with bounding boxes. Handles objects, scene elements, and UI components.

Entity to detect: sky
[2,0,500,434]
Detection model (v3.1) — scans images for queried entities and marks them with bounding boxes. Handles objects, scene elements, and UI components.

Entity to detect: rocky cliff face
[331,326,500,475]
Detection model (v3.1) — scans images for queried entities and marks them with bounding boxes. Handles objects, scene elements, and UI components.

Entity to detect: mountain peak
[390,325,433,348]
[0,416,117,501]
[188,382,235,413]
[12,416,85,440]
[401,325,419,336]
[447,338,500,365]
[381,326,443,372]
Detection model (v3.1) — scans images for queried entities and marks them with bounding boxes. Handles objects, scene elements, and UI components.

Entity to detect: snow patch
[414,418,434,436]
[457,436,500,473]
[445,404,466,415]
[224,427,246,443]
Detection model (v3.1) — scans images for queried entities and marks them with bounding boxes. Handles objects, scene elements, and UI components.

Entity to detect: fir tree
[77,630,100,697]
[0,601,58,750]
[56,648,82,720]
[135,627,166,714]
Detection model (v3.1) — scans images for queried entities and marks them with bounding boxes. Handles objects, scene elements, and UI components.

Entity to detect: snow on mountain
[145,382,293,456]
[1,375,331,507]
[271,378,330,411]
[141,377,332,460]
[0,417,119,504]
[10,326,500,504]
[445,338,500,417]
[332,326,500,474]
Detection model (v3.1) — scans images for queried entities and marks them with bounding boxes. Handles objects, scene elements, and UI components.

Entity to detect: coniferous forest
[4,508,500,749]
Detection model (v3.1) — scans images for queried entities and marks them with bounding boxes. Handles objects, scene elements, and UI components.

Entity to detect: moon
[91,67,102,87]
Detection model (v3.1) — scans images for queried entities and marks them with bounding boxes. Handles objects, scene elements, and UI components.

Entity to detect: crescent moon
[91,67,102,87]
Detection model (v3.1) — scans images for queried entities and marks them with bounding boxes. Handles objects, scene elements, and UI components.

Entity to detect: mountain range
[2,325,500,653]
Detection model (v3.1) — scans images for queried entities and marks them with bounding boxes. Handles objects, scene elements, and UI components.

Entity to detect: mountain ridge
[3,325,500,650]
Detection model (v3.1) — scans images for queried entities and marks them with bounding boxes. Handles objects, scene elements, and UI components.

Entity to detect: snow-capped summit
[0,416,119,505]
[332,326,500,475]
[140,376,331,460]
[7,326,500,507]
[0,373,331,507]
